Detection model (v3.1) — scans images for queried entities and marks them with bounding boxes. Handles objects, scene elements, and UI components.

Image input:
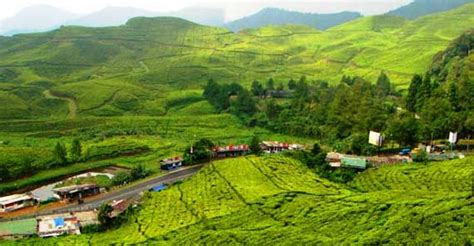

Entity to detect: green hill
[387,0,474,19]
[9,155,473,245]
[0,4,472,119]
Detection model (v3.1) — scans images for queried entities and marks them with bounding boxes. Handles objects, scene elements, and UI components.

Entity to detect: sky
[0,0,413,21]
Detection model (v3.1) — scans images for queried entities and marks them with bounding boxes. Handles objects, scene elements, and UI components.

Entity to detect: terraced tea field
[10,155,473,245]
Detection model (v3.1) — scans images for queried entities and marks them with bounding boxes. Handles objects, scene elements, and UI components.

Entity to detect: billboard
[368,131,383,147]
[449,132,458,144]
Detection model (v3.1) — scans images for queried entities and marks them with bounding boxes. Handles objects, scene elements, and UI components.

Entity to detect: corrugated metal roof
[341,157,367,169]
[0,194,34,205]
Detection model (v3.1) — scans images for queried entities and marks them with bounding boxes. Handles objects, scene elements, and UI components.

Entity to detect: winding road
[0,165,204,221]
[43,89,78,119]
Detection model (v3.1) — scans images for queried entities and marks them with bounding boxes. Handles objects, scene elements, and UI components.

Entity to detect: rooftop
[52,184,98,194]
[0,194,35,205]
[0,218,37,236]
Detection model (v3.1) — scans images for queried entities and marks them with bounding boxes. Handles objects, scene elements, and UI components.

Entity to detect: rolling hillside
[9,155,473,245]
[0,4,473,119]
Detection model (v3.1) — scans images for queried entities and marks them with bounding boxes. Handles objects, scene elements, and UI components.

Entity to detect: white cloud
[0,0,413,22]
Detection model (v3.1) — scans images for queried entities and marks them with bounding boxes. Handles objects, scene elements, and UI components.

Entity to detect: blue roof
[54,217,65,228]
[151,184,167,192]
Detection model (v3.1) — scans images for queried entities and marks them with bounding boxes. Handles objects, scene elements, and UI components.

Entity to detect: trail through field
[43,90,77,119]
[139,61,150,73]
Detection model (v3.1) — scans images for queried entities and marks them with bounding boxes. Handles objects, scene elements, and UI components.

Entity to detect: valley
[0,1,472,244]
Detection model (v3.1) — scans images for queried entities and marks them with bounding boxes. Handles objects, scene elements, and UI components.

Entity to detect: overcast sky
[1,0,413,21]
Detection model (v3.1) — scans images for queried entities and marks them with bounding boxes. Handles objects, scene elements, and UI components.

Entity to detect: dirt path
[43,90,78,119]
[139,61,150,73]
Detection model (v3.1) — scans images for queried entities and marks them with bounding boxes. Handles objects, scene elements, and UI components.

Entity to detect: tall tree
[288,78,297,90]
[249,135,262,155]
[406,74,422,112]
[448,82,459,111]
[71,139,82,162]
[375,71,391,97]
[251,80,264,97]
[416,73,432,111]
[266,78,275,91]
[98,203,114,228]
[234,90,257,116]
[53,142,68,165]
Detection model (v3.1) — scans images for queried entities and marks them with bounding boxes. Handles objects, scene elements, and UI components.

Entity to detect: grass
[8,156,472,245]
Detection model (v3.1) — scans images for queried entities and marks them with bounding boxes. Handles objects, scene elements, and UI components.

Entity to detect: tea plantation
[8,155,472,245]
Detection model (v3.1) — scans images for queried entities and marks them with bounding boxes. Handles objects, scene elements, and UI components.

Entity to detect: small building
[37,216,81,238]
[160,156,183,171]
[52,184,100,202]
[212,144,249,158]
[110,200,129,218]
[341,157,368,170]
[289,144,305,151]
[150,184,168,192]
[0,218,37,239]
[261,141,290,153]
[0,194,38,213]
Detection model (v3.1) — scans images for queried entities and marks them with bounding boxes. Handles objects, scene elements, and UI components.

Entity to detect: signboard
[449,132,458,144]
[368,131,383,147]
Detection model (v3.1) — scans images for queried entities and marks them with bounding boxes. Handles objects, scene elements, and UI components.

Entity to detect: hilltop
[387,0,474,19]
[7,155,472,245]
[226,8,361,31]
[0,4,472,120]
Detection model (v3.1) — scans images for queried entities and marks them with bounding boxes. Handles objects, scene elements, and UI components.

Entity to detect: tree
[130,164,149,180]
[53,142,67,165]
[448,82,459,111]
[249,135,262,155]
[234,89,257,116]
[311,143,321,155]
[375,71,391,97]
[277,82,284,91]
[98,203,114,228]
[387,114,419,147]
[416,73,432,111]
[407,74,422,112]
[184,138,215,164]
[266,78,275,91]
[71,139,82,162]
[251,80,264,97]
[288,78,297,90]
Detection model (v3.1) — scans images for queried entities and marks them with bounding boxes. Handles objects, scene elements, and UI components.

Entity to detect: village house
[160,156,183,171]
[260,141,290,153]
[212,144,249,158]
[52,184,100,202]
[0,194,38,213]
[37,216,81,238]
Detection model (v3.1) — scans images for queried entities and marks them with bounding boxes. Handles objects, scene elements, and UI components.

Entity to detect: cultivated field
[8,155,472,245]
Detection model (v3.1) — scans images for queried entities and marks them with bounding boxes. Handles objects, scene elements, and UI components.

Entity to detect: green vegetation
[0,5,472,120]
[9,156,473,245]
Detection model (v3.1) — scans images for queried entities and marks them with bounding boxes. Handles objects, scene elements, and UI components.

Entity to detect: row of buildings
[160,141,304,170]
[0,184,101,214]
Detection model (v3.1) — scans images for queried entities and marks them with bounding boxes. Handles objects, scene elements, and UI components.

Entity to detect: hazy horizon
[1,0,413,23]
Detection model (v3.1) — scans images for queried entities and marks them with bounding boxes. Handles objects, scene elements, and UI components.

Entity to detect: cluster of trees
[52,139,83,166]
[203,79,257,118]
[405,71,473,142]
[0,139,83,182]
[111,164,151,186]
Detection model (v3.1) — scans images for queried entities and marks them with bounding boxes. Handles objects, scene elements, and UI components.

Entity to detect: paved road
[1,165,204,221]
